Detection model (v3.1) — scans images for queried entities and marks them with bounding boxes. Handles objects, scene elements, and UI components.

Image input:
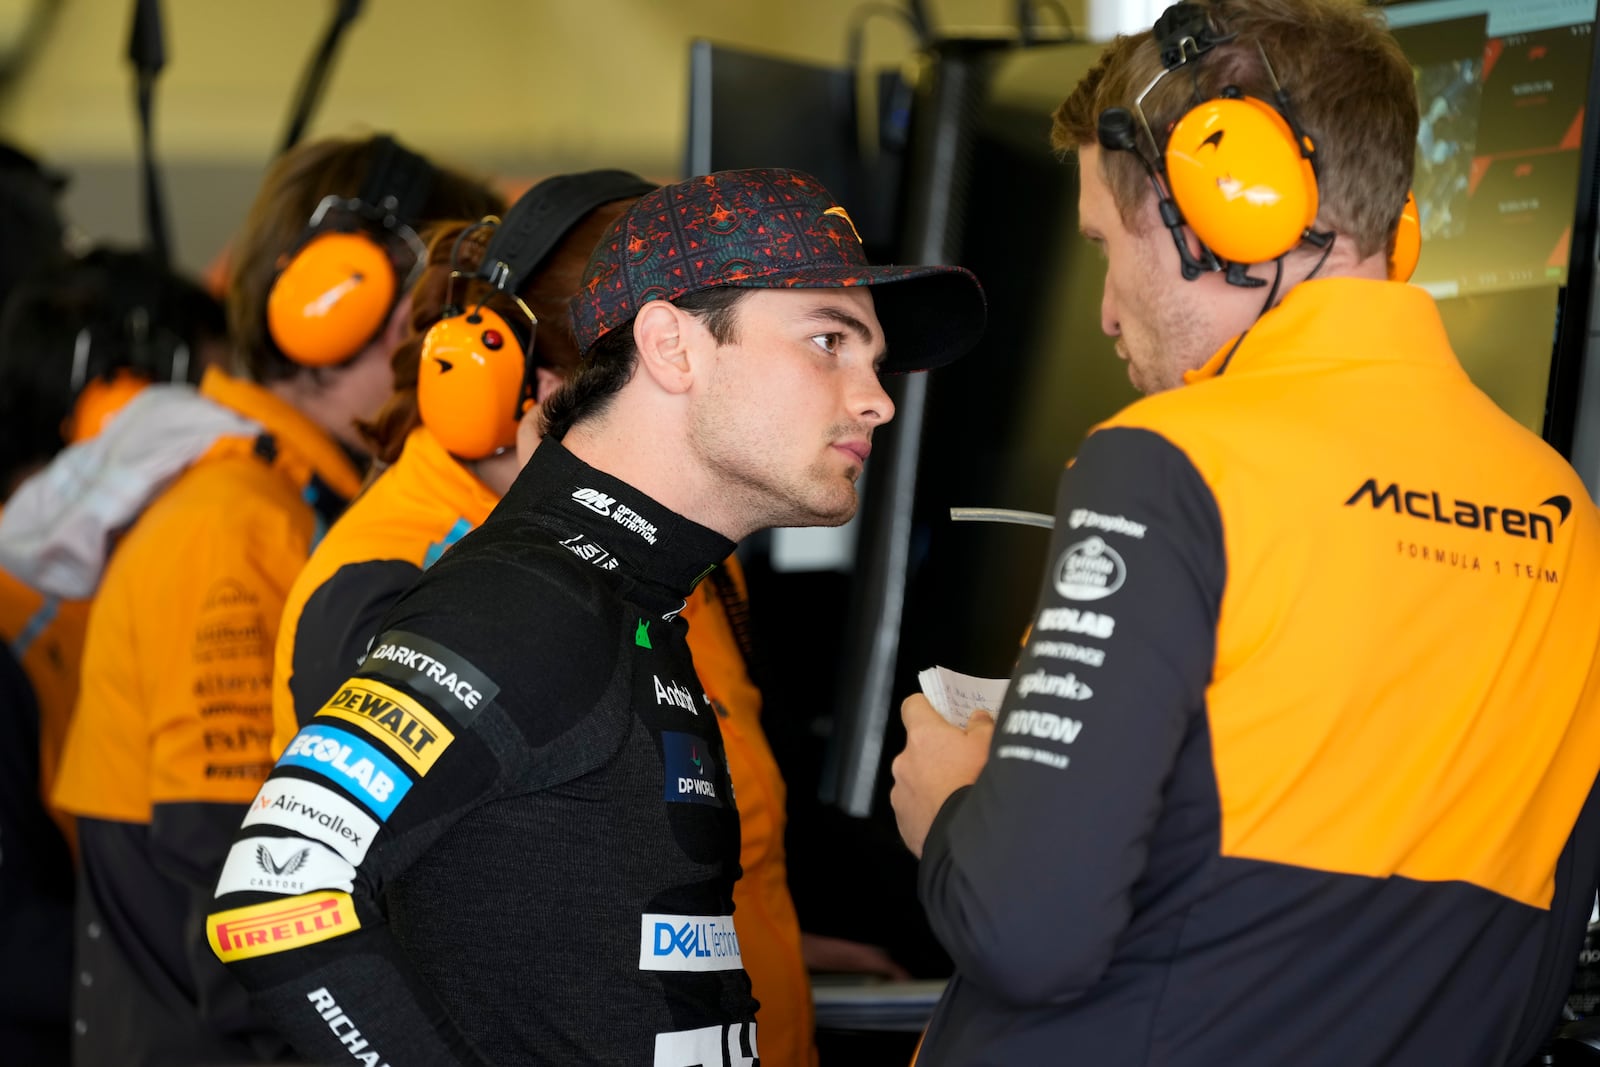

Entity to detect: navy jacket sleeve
[918,426,1225,1006]
[289,560,423,729]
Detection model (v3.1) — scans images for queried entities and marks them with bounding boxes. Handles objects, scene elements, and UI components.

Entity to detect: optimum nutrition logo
[1345,479,1572,544]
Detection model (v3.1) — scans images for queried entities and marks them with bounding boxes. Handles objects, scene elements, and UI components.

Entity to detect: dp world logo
[1053,536,1126,602]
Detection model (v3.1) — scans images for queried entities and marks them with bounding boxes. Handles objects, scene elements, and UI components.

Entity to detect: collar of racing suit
[1184,277,1465,386]
[200,365,364,504]
[506,437,737,619]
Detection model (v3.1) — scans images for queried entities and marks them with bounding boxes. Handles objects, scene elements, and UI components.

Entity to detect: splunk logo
[638,913,743,972]
[1345,479,1572,543]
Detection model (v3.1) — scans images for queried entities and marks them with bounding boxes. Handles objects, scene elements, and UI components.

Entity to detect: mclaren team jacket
[51,365,360,1066]
[0,563,88,848]
[211,438,759,1065]
[269,423,814,1067]
[917,279,1600,1067]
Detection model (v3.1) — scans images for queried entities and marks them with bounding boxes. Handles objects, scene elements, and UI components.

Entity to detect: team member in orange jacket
[891,3,1600,1064]
[48,135,499,1067]
[269,170,821,1066]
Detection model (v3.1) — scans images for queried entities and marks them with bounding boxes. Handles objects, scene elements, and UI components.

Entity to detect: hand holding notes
[917,666,1009,729]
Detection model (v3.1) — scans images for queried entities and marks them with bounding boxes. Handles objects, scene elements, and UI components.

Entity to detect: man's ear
[532,366,564,403]
[631,300,696,396]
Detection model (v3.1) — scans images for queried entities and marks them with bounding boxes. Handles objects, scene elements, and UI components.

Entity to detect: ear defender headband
[417,169,657,460]
[1096,2,1324,288]
[266,135,435,367]
[64,303,193,444]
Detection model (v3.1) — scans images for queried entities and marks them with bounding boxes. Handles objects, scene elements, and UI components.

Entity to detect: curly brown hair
[357,193,640,463]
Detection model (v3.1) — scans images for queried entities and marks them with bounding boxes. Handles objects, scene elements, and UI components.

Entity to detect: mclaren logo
[1346,478,1571,544]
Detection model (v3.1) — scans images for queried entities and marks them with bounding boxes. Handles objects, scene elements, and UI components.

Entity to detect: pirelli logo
[314,677,453,775]
[207,891,358,962]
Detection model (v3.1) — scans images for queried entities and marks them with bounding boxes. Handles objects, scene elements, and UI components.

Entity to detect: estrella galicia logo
[1053,536,1126,601]
[1345,478,1572,544]
[661,731,722,807]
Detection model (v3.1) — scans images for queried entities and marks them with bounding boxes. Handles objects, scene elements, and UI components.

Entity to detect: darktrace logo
[1345,478,1572,544]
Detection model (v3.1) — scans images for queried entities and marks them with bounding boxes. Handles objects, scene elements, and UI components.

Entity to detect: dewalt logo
[314,677,454,776]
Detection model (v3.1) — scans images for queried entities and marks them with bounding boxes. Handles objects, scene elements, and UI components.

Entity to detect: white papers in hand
[917,666,1009,729]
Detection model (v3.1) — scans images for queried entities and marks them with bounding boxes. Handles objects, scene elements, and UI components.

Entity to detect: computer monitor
[684,39,911,260]
[1381,0,1600,451]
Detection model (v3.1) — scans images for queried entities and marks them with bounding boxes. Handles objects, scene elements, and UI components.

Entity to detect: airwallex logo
[638,913,743,972]
[1345,478,1572,543]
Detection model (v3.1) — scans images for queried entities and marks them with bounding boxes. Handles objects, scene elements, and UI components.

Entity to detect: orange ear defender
[418,299,530,460]
[265,135,435,368]
[416,170,657,460]
[1165,93,1319,265]
[1096,2,1324,287]
[1389,189,1421,283]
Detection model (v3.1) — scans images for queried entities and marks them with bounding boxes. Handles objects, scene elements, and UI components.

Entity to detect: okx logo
[572,487,615,515]
[661,731,721,807]
[638,913,743,972]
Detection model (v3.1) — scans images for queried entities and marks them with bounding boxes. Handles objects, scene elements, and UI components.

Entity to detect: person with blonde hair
[891,2,1600,1063]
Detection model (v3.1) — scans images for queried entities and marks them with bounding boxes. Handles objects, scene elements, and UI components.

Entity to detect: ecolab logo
[1037,607,1115,640]
[306,988,391,1067]
[279,727,406,816]
[1345,478,1572,543]
[1015,669,1093,702]
[639,913,743,972]
[573,487,615,515]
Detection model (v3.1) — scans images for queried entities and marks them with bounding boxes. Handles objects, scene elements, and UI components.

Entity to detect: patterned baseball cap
[569,168,986,373]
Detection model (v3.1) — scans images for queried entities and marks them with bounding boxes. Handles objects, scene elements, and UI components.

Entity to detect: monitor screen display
[1382,0,1598,437]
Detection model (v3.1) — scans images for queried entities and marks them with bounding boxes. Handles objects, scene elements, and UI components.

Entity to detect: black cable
[127,0,170,264]
[846,0,928,69]
[1215,234,1337,378]
[278,0,364,156]
[1022,0,1076,42]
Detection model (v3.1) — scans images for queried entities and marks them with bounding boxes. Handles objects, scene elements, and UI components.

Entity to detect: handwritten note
[918,666,1009,729]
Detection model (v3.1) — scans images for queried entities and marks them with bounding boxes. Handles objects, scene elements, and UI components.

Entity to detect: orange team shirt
[55,366,363,822]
